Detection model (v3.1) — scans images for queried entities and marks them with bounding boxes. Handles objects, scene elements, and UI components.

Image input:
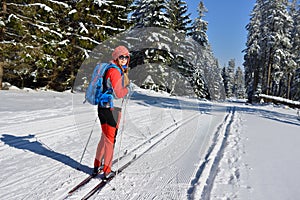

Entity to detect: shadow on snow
[0,134,92,174]
[130,91,212,113]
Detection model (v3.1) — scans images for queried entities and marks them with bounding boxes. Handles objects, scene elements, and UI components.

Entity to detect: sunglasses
[118,55,129,60]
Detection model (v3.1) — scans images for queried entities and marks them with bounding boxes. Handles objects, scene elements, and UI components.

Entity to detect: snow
[35,24,50,32]
[31,3,53,13]
[0,87,300,200]
[95,25,123,31]
[78,36,101,45]
[58,40,70,46]
[50,30,63,38]
[45,55,56,63]
[259,93,300,106]
[79,22,89,34]
[93,0,111,7]
[7,14,21,23]
[48,0,70,9]
[68,9,77,15]
[0,20,5,26]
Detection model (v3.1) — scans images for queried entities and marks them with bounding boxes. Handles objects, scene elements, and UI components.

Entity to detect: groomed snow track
[188,106,235,199]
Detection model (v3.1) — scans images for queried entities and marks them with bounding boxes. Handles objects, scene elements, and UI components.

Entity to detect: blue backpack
[85,63,122,107]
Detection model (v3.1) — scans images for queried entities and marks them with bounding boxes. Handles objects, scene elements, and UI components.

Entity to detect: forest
[0,0,299,102]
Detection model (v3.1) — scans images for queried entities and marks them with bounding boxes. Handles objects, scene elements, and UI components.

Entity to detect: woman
[93,46,130,179]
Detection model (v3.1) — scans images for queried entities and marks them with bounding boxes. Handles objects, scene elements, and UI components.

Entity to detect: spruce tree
[290,0,300,100]
[131,0,169,28]
[227,59,235,98]
[222,65,229,97]
[190,1,208,46]
[130,0,178,93]
[244,0,263,102]
[166,0,192,34]
[244,0,295,102]
[1,0,133,90]
[234,66,246,99]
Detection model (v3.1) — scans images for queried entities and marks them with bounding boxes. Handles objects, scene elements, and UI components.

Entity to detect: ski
[68,170,102,195]
[81,155,137,200]
[68,151,130,196]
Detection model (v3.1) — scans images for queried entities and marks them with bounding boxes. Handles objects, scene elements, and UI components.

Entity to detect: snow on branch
[112,4,126,9]
[0,40,17,45]
[50,30,63,38]
[87,14,105,23]
[79,22,89,34]
[95,24,125,31]
[31,3,53,12]
[47,0,69,8]
[34,23,50,32]
[8,14,22,22]
[93,0,112,7]
[78,35,100,45]
[74,45,91,58]
[7,3,53,13]
[68,9,77,15]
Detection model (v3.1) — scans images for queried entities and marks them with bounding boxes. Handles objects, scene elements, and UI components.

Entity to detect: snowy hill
[0,88,299,200]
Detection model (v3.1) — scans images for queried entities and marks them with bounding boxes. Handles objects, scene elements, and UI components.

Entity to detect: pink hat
[112,46,130,61]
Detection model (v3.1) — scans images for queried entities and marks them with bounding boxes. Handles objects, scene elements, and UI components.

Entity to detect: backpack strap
[99,63,123,108]
[102,63,122,92]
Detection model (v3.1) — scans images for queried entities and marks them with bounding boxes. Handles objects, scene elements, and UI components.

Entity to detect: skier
[92,46,130,179]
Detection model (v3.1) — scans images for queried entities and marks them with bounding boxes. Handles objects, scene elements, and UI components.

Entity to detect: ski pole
[77,116,98,169]
[115,99,126,175]
[116,85,132,177]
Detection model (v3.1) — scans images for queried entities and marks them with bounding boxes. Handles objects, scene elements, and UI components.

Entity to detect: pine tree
[244,0,263,102]
[1,0,133,90]
[290,0,300,100]
[0,0,7,89]
[222,65,229,97]
[206,55,225,100]
[131,0,169,28]
[190,1,208,46]
[166,0,192,34]
[244,0,295,102]
[130,0,180,94]
[234,66,245,99]
[226,59,235,98]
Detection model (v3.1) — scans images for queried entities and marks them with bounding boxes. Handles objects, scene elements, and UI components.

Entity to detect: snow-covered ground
[0,87,299,200]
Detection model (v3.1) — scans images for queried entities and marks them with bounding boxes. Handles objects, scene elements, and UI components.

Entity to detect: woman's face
[117,55,129,67]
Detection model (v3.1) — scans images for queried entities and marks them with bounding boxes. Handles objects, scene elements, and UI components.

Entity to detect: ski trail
[209,109,252,199]
[188,106,235,199]
[95,108,220,200]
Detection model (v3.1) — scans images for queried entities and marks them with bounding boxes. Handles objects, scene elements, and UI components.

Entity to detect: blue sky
[185,0,256,68]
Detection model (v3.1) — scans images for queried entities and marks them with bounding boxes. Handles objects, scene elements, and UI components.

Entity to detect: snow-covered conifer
[189,1,208,46]
[234,66,246,99]
[244,0,295,102]
[166,0,192,34]
[131,0,169,28]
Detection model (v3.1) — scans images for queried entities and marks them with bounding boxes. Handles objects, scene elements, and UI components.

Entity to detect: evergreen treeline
[222,59,245,99]
[1,0,225,100]
[0,0,133,91]
[244,0,300,102]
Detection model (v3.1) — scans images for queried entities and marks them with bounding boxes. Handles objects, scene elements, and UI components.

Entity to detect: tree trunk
[0,62,3,90]
[2,0,6,14]
[266,48,273,95]
[287,73,292,99]
[0,1,6,90]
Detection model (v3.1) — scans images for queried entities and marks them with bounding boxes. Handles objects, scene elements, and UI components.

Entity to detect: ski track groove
[187,106,235,199]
